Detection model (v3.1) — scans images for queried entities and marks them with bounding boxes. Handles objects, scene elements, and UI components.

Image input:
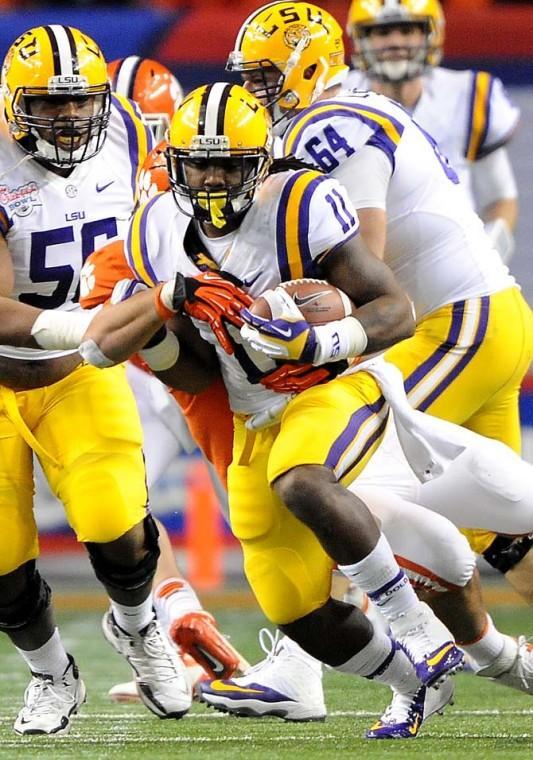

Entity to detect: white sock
[153,578,202,631]
[111,595,155,635]
[461,614,506,671]
[16,627,70,679]
[338,535,419,622]
[335,628,420,693]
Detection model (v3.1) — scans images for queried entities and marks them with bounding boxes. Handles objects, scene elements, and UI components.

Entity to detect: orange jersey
[79,238,233,485]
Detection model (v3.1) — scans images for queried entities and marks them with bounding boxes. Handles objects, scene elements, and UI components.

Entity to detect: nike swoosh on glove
[173,271,252,355]
[240,287,317,362]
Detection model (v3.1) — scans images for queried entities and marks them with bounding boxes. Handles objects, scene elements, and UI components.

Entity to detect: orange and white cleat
[170,611,250,680]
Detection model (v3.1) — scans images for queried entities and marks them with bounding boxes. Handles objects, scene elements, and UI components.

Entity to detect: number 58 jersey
[126,167,359,416]
[0,93,152,360]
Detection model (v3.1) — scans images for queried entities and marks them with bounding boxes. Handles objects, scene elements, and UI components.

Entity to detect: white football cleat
[199,629,326,721]
[108,652,207,703]
[14,655,86,736]
[390,602,464,687]
[477,634,533,693]
[366,676,454,739]
[102,610,192,718]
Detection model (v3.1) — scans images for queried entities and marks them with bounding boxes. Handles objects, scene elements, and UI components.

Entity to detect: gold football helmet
[108,57,183,143]
[166,83,272,228]
[227,2,347,124]
[346,0,444,82]
[2,25,111,166]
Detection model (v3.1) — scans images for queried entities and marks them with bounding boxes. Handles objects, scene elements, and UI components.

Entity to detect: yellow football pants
[228,371,387,625]
[0,363,148,574]
[385,286,533,553]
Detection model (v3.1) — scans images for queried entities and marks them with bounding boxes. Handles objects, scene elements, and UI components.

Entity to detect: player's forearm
[82,288,166,364]
[354,292,415,352]
[0,298,50,347]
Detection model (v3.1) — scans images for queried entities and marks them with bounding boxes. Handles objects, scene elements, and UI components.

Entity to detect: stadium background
[3,0,532,586]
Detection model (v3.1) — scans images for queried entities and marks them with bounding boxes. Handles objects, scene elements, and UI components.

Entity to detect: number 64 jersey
[125,167,359,417]
[282,90,515,321]
[0,93,152,360]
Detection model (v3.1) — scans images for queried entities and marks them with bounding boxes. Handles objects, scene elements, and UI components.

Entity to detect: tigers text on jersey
[0,93,152,360]
[282,89,514,320]
[126,169,359,416]
[344,66,520,205]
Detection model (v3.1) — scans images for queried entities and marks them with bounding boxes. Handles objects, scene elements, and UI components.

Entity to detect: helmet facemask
[166,137,270,229]
[143,113,170,143]
[352,20,436,83]
[11,78,111,167]
[227,36,329,132]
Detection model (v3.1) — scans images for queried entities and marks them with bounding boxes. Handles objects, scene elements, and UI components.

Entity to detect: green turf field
[0,595,532,759]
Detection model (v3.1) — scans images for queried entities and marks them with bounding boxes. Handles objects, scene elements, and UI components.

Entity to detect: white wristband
[139,330,180,371]
[31,307,100,350]
[312,316,368,366]
[78,338,115,368]
[159,278,177,312]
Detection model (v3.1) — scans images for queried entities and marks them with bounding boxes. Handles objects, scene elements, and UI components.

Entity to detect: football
[249,278,355,325]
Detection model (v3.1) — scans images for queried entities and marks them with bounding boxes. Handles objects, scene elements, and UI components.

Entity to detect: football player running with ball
[68,83,468,737]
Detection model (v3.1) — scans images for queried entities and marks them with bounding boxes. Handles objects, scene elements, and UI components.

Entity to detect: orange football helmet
[136,139,170,205]
[108,56,183,142]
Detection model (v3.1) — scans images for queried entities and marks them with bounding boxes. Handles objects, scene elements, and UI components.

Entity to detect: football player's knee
[85,515,160,592]
[434,529,476,589]
[0,561,51,632]
[272,466,328,523]
[405,521,475,590]
[64,453,149,543]
[244,549,330,625]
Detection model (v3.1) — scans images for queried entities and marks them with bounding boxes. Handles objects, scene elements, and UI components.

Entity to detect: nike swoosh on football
[96,180,115,193]
[293,291,330,307]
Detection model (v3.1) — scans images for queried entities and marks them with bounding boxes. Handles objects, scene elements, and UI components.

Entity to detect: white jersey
[125,168,359,416]
[0,93,153,360]
[282,90,515,319]
[344,66,520,206]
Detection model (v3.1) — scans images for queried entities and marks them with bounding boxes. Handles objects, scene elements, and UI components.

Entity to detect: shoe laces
[133,621,183,684]
[379,687,421,726]
[23,674,76,715]
[396,613,436,661]
[243,628,282,676]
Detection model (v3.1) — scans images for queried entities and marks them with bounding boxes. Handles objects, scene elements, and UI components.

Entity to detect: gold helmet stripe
[43,24,79,76]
